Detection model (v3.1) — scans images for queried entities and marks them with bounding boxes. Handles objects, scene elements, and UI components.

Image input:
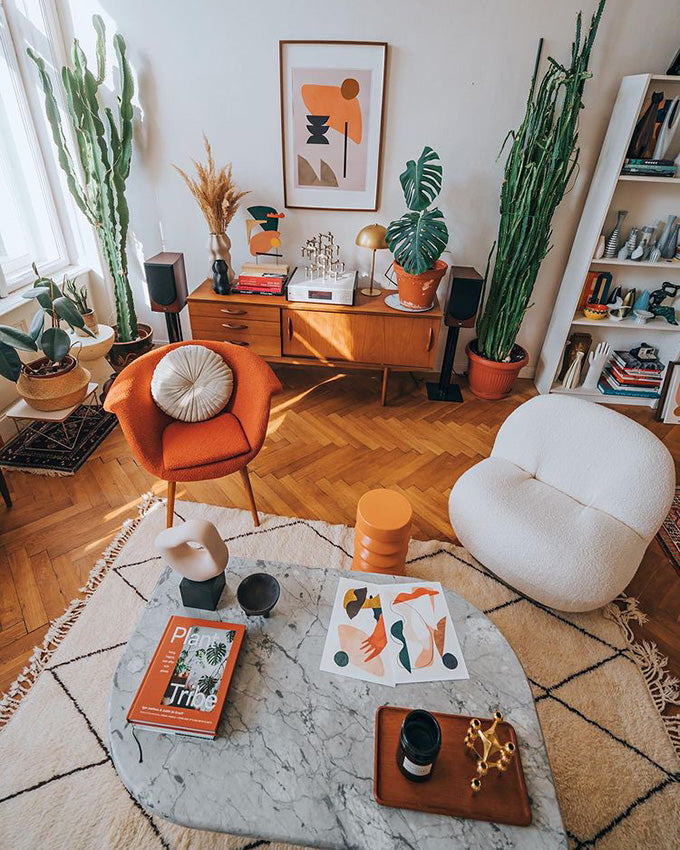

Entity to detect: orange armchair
[104,341,282,527]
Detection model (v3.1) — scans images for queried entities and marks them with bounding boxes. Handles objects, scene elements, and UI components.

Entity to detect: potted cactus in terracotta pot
[386,147,449,310]
[27,15,153,373]
[469,1,605,399]
[0,268,93,411]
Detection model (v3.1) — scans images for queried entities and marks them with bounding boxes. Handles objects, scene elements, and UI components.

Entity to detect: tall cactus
[27,15,139,342]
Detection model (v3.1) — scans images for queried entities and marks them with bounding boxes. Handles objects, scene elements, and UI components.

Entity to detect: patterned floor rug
[656,486,680,575]
[0,497,678,849]
[0,405,117,476]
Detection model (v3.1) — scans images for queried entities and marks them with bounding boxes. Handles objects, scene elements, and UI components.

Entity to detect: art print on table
[383,582,468,684]
[320,576,394,685]
[320,578,468,687]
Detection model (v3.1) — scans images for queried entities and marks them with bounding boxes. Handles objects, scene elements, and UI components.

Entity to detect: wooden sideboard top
[188,278,444,319]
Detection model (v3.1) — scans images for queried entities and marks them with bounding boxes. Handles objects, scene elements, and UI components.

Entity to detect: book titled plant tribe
[127,616,245,738]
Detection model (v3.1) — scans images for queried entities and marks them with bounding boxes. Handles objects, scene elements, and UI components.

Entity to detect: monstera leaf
[385,208,448,275]
[399,146,443,212]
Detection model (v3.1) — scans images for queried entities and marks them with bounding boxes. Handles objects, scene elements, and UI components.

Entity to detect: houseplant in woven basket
[469,0,605,399]
[385,147,449,310]
[27,15,153,373]
[0,268,93,411]
[174,135,249,284]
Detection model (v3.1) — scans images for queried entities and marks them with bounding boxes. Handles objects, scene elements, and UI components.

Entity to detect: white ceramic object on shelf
[652,96,680,160]
[561,349,584,389]
[634,309,654,325]
[581,341,612,390]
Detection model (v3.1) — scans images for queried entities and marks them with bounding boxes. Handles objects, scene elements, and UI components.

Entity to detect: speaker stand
[426,325,464,403]
[165,312,183,344]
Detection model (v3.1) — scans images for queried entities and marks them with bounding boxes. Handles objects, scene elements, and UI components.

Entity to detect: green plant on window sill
[27,15,140,343]
[63,276,90,315]
[0,266,93,383]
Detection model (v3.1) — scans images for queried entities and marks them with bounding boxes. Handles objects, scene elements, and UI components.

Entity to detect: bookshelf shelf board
[550,384,658,407]
[650,74,680,83]
[618,175,680,183]
[571,314,679,331]
[590,258,680,269]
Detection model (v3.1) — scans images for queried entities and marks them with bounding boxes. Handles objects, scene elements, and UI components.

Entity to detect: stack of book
[621,158,677,178]
[232,263,290,296]
[598,350,664,400]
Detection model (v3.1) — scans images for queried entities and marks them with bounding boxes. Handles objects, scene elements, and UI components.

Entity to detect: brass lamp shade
[355,224,388,296]
[355,223,388,250]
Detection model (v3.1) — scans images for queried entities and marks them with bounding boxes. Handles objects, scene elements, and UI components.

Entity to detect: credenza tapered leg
[381,366,389,406]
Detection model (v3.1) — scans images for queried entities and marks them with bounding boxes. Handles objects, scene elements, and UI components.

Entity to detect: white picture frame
[279,40,387,211]
[659,360,680,424]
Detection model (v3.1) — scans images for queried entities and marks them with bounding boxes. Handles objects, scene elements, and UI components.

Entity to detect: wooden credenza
[187,279,443,404]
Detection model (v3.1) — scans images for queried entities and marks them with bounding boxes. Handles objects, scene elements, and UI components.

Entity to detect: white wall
[55,0,680,372]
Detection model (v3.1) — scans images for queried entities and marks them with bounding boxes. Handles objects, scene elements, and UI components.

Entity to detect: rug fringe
[605,594,680,760]
[0,465,72,477]
[0,492,163,729]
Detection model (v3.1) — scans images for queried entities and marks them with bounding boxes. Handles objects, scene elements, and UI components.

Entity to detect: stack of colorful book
[621,158,677,178]
[232,263,290,296]
[598,350,664,399]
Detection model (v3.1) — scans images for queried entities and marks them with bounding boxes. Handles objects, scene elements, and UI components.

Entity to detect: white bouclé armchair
[448,394,675,612]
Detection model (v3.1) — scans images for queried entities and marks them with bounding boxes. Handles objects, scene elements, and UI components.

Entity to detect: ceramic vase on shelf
[604,210,627,259]
[209,232,235,283]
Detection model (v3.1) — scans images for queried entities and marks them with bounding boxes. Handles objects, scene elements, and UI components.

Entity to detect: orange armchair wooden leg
[239,466,260,527]
[166,480,176,528]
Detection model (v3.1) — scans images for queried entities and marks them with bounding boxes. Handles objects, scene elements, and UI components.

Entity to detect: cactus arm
[113,34,133,180]
[26,47,94,223]
[92,15,106,85]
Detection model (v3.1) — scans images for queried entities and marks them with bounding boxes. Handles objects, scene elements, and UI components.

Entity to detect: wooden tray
[373,705,532,827]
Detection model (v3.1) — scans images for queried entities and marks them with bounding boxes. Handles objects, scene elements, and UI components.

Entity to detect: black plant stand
[0,469,11,507]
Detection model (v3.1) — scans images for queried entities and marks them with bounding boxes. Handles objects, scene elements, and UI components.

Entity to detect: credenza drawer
[190,300,280,323]
[190,317,281,356]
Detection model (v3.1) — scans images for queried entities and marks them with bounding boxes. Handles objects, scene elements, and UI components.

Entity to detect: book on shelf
[611,350,664,374]
[127,615,245,738]
[241,262,289,275]
[621,158,677,177]
[609,365,662,388]
[598,375,660,400]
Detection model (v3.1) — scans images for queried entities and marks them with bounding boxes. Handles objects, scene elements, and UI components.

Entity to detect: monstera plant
[386,146,449,309]
[27,15,153,371]
[0,267,93,411]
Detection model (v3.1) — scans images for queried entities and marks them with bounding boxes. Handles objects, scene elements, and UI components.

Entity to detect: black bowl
[236,573,280,617]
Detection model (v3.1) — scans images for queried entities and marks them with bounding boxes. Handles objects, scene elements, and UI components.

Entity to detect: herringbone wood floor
[1,367,679,698]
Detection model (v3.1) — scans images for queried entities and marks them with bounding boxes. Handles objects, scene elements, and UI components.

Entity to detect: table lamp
[355,224,388,297]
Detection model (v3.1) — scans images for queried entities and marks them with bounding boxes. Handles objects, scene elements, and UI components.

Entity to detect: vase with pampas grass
[174,136,249,283]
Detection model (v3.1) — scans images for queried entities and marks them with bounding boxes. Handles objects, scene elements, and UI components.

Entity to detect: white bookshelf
[535,74,680,409]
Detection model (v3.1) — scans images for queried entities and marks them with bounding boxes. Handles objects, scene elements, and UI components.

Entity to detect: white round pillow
[150,345,233,422]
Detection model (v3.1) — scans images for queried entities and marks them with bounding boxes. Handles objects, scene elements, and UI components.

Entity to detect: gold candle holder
[464,710,516,793]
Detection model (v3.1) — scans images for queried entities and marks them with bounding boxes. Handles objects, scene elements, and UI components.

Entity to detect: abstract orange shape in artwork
[249,230,281,257]
[301,80,362,144]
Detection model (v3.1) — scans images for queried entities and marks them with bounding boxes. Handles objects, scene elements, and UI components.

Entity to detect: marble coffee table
[109,558,567,849]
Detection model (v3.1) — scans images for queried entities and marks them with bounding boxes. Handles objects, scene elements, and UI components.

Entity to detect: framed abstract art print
[279,40,387,210]
[657,360,680,424]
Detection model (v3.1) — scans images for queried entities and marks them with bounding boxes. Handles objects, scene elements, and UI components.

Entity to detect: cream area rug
[1,497,679,850]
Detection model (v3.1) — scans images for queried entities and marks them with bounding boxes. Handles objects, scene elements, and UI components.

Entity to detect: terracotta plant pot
[75,309,98,337]
[393,260,448,310]
[106,323,154,373]
[16,355,91,411]
[466,340,529,400]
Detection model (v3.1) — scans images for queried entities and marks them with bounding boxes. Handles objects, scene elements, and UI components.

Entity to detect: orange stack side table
[352,488,412,574]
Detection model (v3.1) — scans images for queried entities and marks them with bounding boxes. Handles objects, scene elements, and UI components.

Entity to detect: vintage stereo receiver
[286,269,357,306]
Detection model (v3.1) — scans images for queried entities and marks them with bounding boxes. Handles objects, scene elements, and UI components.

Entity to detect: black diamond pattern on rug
[0,405,117,475]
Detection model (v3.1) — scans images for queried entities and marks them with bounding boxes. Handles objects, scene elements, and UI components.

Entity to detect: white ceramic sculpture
[653,96,680,160]
[154,519,229,582]
[581,341,611,390]
[561,349,584,389]
[151,344,233,422]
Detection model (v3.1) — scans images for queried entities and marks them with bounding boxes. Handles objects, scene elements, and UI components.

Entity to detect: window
[0,2,68,294]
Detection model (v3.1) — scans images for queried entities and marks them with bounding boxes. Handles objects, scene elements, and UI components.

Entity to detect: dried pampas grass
[173,135,249,235]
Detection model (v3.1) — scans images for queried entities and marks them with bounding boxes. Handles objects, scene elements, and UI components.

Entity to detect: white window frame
[0,0,75,295]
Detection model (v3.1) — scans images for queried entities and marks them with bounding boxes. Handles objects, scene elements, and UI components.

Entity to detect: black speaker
[427,266,483,402]
[144,252,188,343]
[144,252,188,312]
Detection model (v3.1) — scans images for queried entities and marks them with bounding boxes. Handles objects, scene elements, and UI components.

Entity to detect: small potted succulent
[385,146,449,310]
[0,267,93,411]
[64,276,98,335]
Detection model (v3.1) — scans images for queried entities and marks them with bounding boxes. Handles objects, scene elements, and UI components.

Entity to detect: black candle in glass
[397,709,441,782]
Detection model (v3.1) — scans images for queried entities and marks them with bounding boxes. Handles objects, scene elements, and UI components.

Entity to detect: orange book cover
[127,616,245,738]
[577,271,599,311]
